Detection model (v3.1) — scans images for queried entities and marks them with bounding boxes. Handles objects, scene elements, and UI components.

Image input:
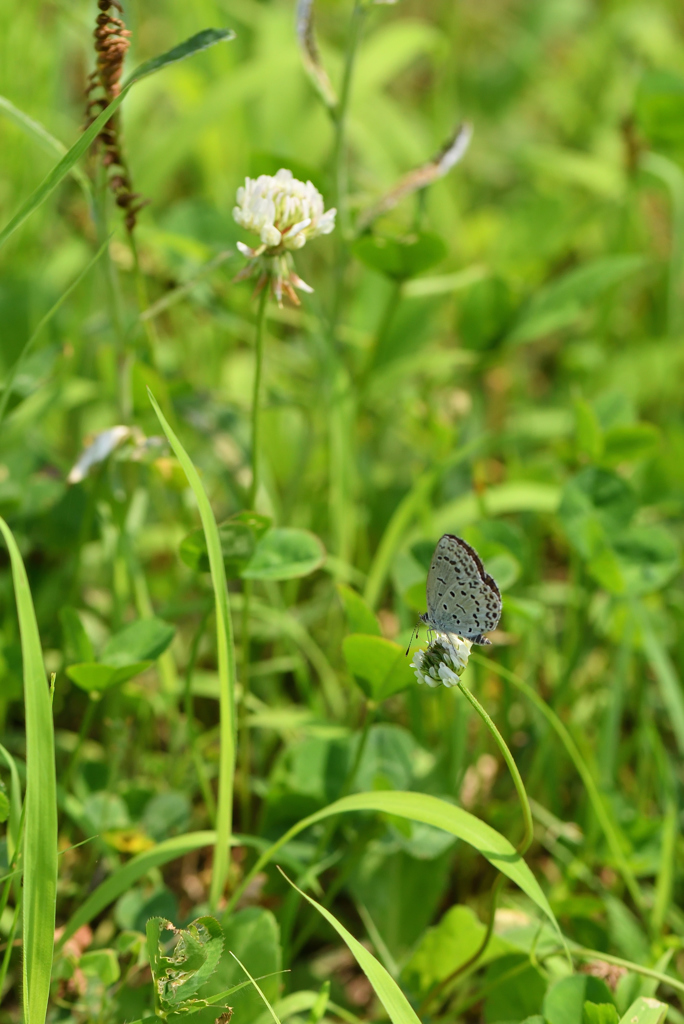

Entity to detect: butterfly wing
[425,534,502,642]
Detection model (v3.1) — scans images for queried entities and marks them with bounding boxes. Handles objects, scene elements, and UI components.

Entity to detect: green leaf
[558,468,636,559]
[0,28,235,250]
[602,423,659,465]
[207,908,282,1023]
[574,398,604,462]
[508,255,648,344]
[584,1004,620,1024]
[612,526,680,596]
[79,949,121,986]
[146,916,224,1009]
[336,583,381,636]
[102,617,175,666]
[148,389,237,910]
[402,904,513,993]
[352,232,447,281]
[459,276,514,352]
[618,998,668,1024]
[242,527,326,581]
[66,661,153,692]
[0,518,57,1024]
[343,634,415,701]
[181,512,272,576]
[279,869,421,1024]
[483,954,546,1023]
[544,976,615,1024]
[635,70,684,152]
[123,28,236,88]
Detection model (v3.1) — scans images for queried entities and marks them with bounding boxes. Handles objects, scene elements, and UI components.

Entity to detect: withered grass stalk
[85,0,146,231]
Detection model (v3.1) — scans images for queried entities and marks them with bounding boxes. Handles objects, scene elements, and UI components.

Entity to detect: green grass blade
[569,947,684,998]
[0,742,22,863]
[123,28,236,87]
[279,869,420,1024]
[0,95,91,196]
[0,518,57,1024]
[230,952,283,1024]
[148,390,237,909]
[57,831,217,948]
[0,239,108,426]
[619,999,668,1024]
[230,789,558,933]
[0,91,127,251]
[0,28,235,251]
[473,653,646,916]
[363,436,485,609]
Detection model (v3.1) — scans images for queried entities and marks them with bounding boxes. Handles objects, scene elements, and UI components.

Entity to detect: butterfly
[420,534,502,645]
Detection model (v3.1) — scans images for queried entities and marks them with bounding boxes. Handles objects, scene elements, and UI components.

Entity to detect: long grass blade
[228,789,558,932]
[279,869,420,1024]
[0,742,22,862]
[148,390,237,909]
[0,29,235,250]
[0,95,91,196]
[0,518,57,1024]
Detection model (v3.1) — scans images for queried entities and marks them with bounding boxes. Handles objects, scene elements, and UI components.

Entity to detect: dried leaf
[356,123,472,231]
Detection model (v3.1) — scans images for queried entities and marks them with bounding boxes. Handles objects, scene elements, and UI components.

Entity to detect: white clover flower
[411,634,472,689]
[233,169,336,253]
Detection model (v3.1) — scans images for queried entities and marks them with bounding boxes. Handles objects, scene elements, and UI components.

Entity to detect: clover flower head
[411,633,472,688]
[233,168,336,251]
[233,169,336,306]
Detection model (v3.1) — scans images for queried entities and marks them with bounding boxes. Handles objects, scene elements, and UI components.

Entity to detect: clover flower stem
[248,285,269,511]
[456,680,533,855]
[419,681,534,1016]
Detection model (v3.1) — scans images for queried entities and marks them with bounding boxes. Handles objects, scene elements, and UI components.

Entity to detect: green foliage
[3,0,684,1022]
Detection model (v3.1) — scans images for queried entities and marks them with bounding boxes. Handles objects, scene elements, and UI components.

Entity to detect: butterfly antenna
[405,622,420,657]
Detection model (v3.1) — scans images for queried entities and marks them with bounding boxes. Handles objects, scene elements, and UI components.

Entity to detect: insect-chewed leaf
[146,916,224,1011]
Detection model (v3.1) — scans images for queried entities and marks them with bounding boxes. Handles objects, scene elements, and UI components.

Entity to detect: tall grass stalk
[148,393,237,909]
[0,518,57,1024]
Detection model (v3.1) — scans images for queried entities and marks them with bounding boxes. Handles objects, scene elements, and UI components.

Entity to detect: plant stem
[471,652,647,918]
[239,578,254,832]
[332,0,366,245]
[183,609,216,823]
[457,680,533,854]
[419,678,534,1014]
[248,286,269,511]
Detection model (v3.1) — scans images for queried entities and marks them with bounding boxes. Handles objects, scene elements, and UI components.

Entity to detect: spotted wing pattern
[422,534,502,644]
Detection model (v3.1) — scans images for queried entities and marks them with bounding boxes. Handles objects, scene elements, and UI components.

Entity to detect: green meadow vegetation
[2,0,684,1022]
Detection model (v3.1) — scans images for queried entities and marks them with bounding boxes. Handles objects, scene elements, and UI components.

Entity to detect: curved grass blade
[229,790,558,932]
[0,518,57,1024]
[279,869,420,1024]
[472,653,646,917]
[57,831,303,948]
[148,389,236,909]
[0,28,235,251]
